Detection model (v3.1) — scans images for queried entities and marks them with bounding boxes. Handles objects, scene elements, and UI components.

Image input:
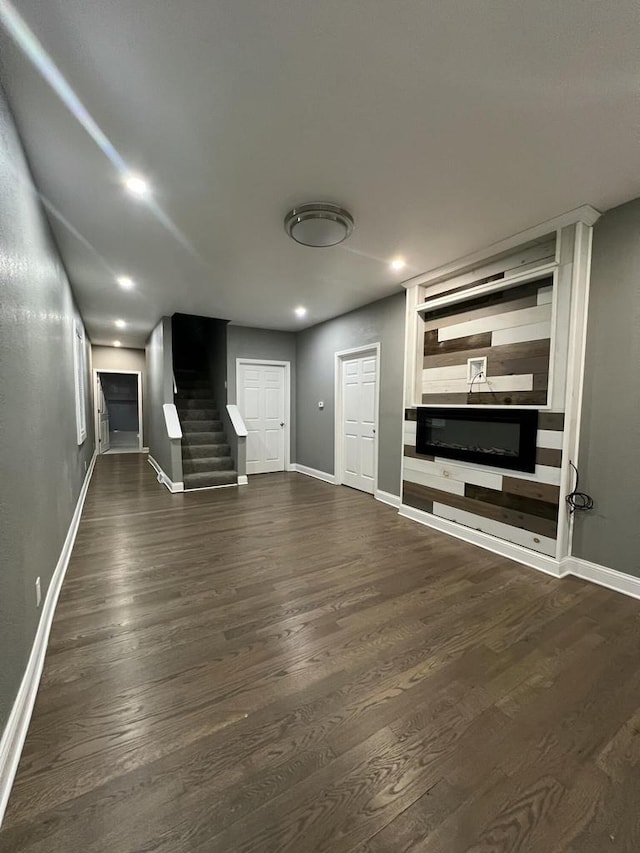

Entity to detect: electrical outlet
[35,577,41,608]
[467,356,488,384]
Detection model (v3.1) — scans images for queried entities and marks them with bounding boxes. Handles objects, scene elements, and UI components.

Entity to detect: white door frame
[334,343,381,491]
[93,369,143,452]
[235,359,293,472]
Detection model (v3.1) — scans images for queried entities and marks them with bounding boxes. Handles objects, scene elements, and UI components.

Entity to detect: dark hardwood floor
[2,454,639,852]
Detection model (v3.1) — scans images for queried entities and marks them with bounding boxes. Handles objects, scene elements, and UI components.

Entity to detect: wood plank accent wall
[421,277,553,406]
[402,408,564,556]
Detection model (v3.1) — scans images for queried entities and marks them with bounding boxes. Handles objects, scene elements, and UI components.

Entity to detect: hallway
[2,455,639,851]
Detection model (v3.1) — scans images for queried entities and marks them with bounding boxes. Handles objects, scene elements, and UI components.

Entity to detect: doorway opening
[335,344,380,495]
[95,370,143,454]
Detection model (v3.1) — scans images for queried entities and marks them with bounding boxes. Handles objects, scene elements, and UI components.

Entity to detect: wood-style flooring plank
[1,454,639,852]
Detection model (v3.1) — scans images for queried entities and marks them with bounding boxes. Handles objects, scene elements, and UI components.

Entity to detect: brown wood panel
[465,483,559,522]
[404,480,558,538]
[402,481,434,514]
[423,338,551,371]
[532,373,549,391]
[403,445,434,461]
[424,329,492,356]
[502,476,561,505]
[421,390,549,406]
[536,447,562,468]
[404,408,417,421]
[3,454,638,853]
[538,412,565,431]
[487,356,549,378]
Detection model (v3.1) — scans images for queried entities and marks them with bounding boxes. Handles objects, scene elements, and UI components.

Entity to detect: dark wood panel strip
[401,482,434,514]
[532,373,549,391]
[422,278,551,328]
[465,484,559,521]
[424,329,492,356]
[421,391,549,406]
[423,339,550,371]
[403,446,434,461]
[502,476,561,504]
[404,408,417,421]
[487,356,549,378]
[536,447,562,468]
[402,481,558,539]
[538,412,564,431]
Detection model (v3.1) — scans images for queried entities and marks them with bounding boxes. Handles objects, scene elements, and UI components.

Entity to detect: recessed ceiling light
[113,340,122,348]
[115,319,126,329]
[117,275,134,290]
[295,306,307,317]
[123,173,151,198]
[390,258,406,271]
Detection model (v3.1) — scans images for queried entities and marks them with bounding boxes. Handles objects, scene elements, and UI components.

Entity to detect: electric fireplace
[415,407,538,472]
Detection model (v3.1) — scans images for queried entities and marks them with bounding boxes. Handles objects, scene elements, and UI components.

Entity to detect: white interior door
[97,375,110,453]
[341,353,378,494]
[238,362,287,474]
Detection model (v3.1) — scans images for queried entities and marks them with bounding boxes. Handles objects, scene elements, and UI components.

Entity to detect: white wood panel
[403,422,417,446]
[432,457,562,486]
[403,456,503,490]
[537,429,563,449]
[491,320,552,346]
[422,364,468,382]
[537,286,553,305]
[403,467,466,495]
[432,502,557,557]
[438,303,551,342]
[422,373,533,394]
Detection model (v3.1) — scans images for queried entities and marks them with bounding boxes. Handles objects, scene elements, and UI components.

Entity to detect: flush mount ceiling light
[284,202,354,247]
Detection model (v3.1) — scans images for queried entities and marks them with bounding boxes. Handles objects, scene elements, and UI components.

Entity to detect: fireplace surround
[415,407,539,473]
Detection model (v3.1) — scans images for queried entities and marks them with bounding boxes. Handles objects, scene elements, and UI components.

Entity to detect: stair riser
[182,432,227,445]
[183,457,234,474]
[178,398,216,409]
[182,444,231,459]
[177,409,219,421]
[182,421,222,433]
[184,472,237,489]
[176,390,214,400]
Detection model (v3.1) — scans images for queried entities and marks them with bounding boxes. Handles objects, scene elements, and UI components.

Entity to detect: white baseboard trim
[375,489,401,509]
[561,556,640,600]
[141,446,149,453]
[292,464,337,485]
[0,450,97,827]
[237,475,249,486]
[147,455,184,493]
[398,503,563,578]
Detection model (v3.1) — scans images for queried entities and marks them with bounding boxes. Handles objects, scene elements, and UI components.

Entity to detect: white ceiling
[1,0,639,347]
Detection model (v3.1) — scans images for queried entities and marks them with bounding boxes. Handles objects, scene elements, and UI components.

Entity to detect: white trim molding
[237,474,249,486]
[0,450,97,827]
[375,489,401,509]
[561,557,640,600]
[398,503,563,578]
[148,455,184,493]
[293,463,337,485]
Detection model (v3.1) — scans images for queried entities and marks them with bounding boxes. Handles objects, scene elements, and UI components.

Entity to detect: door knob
[280,422,285,427]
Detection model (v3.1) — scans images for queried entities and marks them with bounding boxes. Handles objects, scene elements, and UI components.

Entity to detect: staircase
[175,369,238,490]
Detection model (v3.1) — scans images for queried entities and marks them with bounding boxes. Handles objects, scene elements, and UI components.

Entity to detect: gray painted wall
[296,293,405,496]
[227,325,297,462]
[145,318,183,483]
[573,198,640,576]
[0,90,94,730]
